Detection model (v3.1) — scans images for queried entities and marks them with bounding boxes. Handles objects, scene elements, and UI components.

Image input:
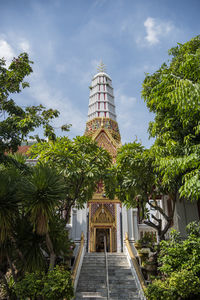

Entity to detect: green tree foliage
[106,141,175,240]
[0,167,20,242]
[0,161,74,298]
[30,135,112,223]
[0,53,64,164]
[0,53,74,298]
[19,164,67,269]
[145,222,200,300]
[14,266,74,300]
[142,35,200,201]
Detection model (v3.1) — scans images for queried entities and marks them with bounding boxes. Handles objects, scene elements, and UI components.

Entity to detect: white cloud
[0,39,16,64]
[55,58,101,87]
[115,89,137,134]
[116,89,137,107]
[18,39,30,52]
[118,94,137,106]
[29,66,86,137]
[0,37,32,66]
[144,17,173,46]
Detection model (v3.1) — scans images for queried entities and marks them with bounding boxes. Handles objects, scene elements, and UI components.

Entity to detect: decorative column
[127,208,135,242]
[133,208,139,242]
[122,205,128,252]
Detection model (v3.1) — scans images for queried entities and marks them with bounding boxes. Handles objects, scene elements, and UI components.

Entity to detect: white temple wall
[70,205,87,244]
[174,200,199,238]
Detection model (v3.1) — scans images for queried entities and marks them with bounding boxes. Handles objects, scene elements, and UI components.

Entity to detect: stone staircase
[74,253,141,300]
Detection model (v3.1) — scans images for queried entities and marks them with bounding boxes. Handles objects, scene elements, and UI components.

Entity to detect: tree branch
[143,220,159,231]
[147,198,170,221]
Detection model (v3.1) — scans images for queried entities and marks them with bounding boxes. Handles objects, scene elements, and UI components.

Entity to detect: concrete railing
[72,232,85,291]
[125,233,146,299]
[138,224,158,243]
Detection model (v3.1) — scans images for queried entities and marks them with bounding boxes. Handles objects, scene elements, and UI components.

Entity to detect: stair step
[75,292,107,299]
[75,253,141,300]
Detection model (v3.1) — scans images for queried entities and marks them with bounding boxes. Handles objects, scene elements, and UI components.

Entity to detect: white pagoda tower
[87,62,117,121]
[85,62,121,155]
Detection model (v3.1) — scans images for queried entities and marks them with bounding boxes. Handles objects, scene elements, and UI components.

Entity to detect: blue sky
[0,0,200,148]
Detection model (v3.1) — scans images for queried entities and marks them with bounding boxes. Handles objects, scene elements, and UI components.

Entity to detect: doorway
[96,228,110,252]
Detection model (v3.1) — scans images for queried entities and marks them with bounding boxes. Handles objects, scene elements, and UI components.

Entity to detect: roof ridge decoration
[97,60,106,73]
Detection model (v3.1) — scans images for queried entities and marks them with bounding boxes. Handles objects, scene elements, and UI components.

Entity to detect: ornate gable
[95,130,118,158]
[92,204,115,225]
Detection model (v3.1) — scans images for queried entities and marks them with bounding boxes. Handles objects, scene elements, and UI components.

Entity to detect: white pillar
[127,208,134,242]
[122,205,128,252]
[133,208,139,242]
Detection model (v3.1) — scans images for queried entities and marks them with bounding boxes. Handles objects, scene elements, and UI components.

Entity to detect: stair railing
[104,236,110,300]
[125,232,146,291]
[72,232,85,291]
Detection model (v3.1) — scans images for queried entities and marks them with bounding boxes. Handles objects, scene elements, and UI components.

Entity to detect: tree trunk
[46,232,56,270]
[0,270,11,299]
[144,194,177,241]
[11,236,26,264]
[7,254,17,283]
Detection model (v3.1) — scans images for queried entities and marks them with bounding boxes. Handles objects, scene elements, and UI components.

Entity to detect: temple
[69,64,144,253]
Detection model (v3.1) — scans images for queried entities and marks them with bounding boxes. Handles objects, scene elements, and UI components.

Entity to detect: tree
[0,53,67,165]
[0,166,21,297]
[142,35,200,201]
[106,141,176,241]
[19,163,67,269]
[0,161,75,300]
[0,53,73,298]
[29,135,112,223]
[145,222,200,300]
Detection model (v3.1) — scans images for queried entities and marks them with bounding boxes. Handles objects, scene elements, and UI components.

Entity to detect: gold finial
[97,60,106,73]
[101,117,104,127]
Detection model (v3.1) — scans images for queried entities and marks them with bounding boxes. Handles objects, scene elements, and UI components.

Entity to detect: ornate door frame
[89,203,116,252]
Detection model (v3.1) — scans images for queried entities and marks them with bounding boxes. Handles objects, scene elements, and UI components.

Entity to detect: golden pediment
[92,205,114,225]
[95,131,117,157]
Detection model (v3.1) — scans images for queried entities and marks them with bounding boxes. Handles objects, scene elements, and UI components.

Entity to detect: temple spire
[97,60,106,73]
[85,66,121,143]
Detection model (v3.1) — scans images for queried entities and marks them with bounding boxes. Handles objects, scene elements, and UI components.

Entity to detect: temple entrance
[96,228,110,252]
[89,203,117,252]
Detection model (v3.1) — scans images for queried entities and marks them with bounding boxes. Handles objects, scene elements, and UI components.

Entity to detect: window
[98,112,100,117]
[98,93,100,100]
[98,102,100,109]
[104,93,106,100]
[104,102,106,109]
[104,112,107,117]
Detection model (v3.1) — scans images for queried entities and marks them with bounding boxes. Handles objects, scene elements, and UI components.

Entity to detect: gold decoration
[97,60,106,73]
[92,204,115,225]
[85,117,121,144]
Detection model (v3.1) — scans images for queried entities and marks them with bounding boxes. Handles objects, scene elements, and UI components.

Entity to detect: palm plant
[0,167,20,296]
[13,216,47,273]
[0,167,19,243]
[19,163,66,269]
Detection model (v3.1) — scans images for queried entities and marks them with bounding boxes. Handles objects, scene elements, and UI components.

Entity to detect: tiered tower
[85,63,122,253]
[85,62,121,158]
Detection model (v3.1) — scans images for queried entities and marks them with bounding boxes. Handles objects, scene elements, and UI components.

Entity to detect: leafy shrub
[41,266,74,300]
[144,279,177,300]
[14,266,74,300]
[169,269,200,298]
[145,222,200,300]
[14,272,44,299]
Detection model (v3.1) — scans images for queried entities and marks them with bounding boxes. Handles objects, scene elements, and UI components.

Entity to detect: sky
[0,0,200,148]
